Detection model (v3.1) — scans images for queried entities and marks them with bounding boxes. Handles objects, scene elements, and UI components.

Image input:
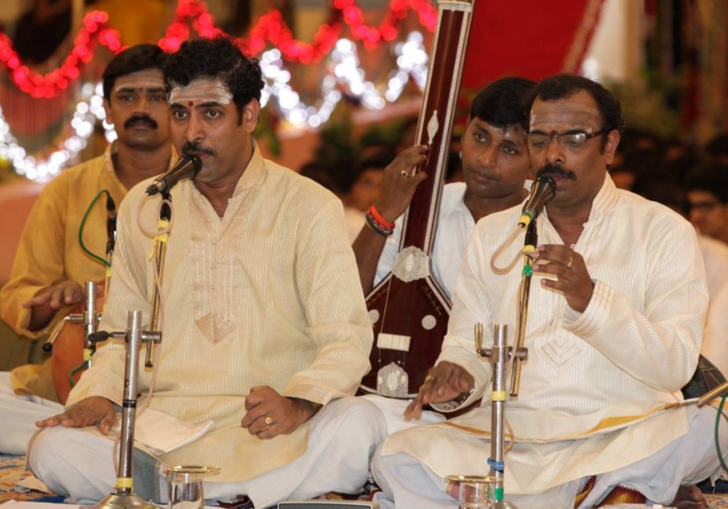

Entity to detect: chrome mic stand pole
[476,323,526,509]
[89,310,161,509]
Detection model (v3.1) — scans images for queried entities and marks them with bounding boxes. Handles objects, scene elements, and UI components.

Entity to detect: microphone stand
[145,193,171,368]
[88,310,162,509]
[509,218,537,398]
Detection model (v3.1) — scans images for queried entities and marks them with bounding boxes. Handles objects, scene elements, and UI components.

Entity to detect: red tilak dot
[188,101,194,107]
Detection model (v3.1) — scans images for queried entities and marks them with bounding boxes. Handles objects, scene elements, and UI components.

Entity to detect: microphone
[518,176,556,229]
[145,155,202,197]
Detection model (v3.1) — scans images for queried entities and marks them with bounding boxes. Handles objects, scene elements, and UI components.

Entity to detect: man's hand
[23,280,85,311]
[374,145,429,222]
[533,245,594,313]
[241,386,319,440]
[36,396,116,435]
[404,361,474,421]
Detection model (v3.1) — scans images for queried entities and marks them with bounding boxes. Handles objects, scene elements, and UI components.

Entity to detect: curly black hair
[526,74,625,152]
[163,36,264,125]
[470,77,536,132]
[102,44,166,104]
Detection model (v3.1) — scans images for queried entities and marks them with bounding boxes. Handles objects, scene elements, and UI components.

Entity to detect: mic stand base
[87,492,155,509]
[491,500,519,509]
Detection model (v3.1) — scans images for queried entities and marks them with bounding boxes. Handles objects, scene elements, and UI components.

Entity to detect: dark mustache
[124,115,158,130]
[182,142,215,157]
[536,163,577,181]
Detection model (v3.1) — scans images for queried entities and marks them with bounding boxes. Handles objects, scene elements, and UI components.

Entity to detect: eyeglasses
[525,130,607,152]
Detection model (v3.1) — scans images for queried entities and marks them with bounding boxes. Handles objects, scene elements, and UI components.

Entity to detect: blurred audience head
[685,163,728,241]
[344,150,396,212]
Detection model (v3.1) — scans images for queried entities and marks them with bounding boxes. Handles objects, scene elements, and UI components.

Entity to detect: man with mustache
[372,75,722,509]
[28,36,385,509]
[0,44,173,453]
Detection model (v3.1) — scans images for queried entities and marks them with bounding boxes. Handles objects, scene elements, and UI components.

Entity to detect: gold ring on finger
[567,256,573,269]
[400,170,409,178]
[424,374,434,382]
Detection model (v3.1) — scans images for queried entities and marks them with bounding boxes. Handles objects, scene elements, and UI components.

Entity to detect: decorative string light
[260,31,428,128]
[0,82,107,181]
[159,0,436,63]
[0,12,121,99]
[0,0,434,178]
[4,29,428,178]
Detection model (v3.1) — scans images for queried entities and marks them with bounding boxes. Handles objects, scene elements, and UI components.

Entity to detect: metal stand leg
[88,310,161,509]
[476,323,527,509]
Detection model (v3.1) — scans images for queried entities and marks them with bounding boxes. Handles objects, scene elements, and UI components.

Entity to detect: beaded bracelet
[369,204,395,230]
[366,207,394,237]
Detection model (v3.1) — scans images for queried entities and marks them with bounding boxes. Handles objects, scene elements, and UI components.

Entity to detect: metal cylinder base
[86,492,156,509]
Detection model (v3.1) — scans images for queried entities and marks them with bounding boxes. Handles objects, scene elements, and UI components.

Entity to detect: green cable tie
[494,487,504,501]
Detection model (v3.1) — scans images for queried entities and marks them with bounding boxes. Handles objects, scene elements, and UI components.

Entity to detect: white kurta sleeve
[282,198,373,405]
[65,192,151,407]
[373,216,404,287]
[434,223,494,411]
[563,220,708,393]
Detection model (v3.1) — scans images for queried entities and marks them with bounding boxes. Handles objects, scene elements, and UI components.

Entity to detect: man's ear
[243,99,260,133]
[604,130,621,165]
[103,99,114,126]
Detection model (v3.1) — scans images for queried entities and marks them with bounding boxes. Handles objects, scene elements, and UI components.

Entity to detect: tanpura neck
[114,141,172,191]
[464,188,529,223]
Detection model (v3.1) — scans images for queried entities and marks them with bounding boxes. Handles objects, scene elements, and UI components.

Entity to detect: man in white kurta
[373,75,724,509]
[28,36,385,509]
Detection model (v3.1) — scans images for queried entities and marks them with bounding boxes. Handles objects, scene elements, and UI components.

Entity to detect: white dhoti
[29,397,386,508]
[0,371,63,455]
[372,405,728,509]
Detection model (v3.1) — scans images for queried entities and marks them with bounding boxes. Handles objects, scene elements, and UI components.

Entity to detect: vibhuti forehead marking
[112,70,165,94]
[530,103,601,133]
[169,78,233,106]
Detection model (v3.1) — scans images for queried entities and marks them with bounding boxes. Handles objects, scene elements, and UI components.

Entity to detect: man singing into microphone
[0,44,173,453]
[28,36,385,509]
[372,74,723,509]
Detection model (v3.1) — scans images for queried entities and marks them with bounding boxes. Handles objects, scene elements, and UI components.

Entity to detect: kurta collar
[587,173,619,222]
[231,142,266,200]
[103,143,125,190]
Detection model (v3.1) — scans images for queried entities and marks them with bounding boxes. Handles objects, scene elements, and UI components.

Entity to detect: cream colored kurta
[381,175,709,494]
[66,145,373,483]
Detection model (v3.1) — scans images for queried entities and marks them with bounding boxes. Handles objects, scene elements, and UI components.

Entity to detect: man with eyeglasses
[372,74,721,509]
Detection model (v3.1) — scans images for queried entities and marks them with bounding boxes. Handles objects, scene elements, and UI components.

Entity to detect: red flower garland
[0,0,436,98]
[0,11,122,99]
[160,0,437,61]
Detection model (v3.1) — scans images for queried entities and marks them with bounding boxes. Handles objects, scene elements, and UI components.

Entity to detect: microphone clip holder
[90,309,162,509]
[43,281,103,367]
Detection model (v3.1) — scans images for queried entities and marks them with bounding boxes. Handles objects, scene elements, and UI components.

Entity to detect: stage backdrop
[462,0,604,89]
